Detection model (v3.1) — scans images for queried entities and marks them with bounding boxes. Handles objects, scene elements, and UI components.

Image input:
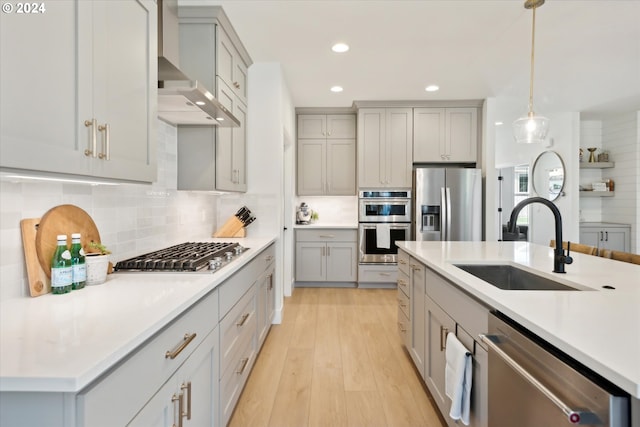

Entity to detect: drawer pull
[440,326,449,352]
[180,381,192,420]
[397,322,406,333]
[265,255,274,262]
[236,357,250,375]
[319,234,335,238]
[236,313,250,327]
[165,333,197,359]
[398,259,407,265]
[397,279,407,287]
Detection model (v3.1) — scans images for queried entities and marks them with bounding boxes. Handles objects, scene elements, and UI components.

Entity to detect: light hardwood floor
[229,287,446,427]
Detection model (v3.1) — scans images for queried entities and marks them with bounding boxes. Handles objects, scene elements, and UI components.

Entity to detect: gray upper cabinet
[297,114,356,195]
[358,108,413,188]
[177,6,251,192]
[0,0,157,183]
[414,107,478,163]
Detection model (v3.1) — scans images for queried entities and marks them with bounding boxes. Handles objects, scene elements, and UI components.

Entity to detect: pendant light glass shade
[513,0,549,144]
[513,112,549,144]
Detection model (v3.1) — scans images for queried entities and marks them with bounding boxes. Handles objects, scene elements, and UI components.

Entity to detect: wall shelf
[579,191,614,197]
[580,162,614,169]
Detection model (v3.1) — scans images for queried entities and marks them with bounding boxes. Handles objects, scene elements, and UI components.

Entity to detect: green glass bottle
[51,235,72,294]
[70,233,86,290]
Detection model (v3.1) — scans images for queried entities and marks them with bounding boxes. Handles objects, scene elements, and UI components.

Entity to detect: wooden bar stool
[549,240,597,256]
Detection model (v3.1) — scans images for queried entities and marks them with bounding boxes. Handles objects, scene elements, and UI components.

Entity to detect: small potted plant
[84,241,111,285]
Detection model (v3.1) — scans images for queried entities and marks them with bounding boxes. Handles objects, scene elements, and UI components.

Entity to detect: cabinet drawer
[220,284,256,377]
[397,307,410,347]
[398,250,410,276]
[358,264,398,283]
[296,228,357,242]
[397,285,410,319]
[220,330,257,427]
[219,243,274,319]
[425,267,489,343]
[78,289,219,427]
[397,269,410,298]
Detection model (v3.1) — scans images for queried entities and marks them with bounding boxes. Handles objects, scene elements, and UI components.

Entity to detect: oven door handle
[479,334,601,425]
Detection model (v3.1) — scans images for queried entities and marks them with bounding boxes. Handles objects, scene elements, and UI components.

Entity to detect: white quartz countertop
[0,237,275,393]
[397,241,640,398]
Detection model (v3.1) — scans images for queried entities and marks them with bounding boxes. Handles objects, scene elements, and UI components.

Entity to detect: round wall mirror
[532,151,565,201]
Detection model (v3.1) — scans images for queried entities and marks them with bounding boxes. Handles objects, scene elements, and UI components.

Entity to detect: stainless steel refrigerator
[413,167,482,241]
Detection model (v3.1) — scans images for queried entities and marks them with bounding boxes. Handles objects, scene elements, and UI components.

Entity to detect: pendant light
[513,0,549,144]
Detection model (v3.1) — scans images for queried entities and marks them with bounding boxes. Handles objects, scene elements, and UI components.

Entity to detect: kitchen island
[398,240,640,425]
[0,236,276,426]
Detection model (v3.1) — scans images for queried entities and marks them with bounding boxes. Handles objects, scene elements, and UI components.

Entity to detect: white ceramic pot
[85,254,109,285]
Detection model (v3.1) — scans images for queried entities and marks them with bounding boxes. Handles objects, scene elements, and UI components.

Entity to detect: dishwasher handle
[479,334,601,425]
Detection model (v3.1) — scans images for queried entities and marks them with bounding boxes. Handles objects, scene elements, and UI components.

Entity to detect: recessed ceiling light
[216,117,224,121]
[195,101,206,106]
[495,121,504,126]
[425,85,439,92]
[331,43,349,53]
[330,86,344,93]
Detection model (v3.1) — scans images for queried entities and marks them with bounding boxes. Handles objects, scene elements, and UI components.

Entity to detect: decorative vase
[85,254,109,285]
[587,148,597,163]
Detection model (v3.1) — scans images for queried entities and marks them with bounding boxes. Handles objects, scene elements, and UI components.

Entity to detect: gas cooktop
[114,242,248,272]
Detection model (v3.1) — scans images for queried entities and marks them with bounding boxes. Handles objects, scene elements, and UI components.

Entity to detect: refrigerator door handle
[446,187,452,241]
[440,187,447,241]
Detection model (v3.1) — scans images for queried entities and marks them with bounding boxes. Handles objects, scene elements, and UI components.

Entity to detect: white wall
[600,112,639,252]
[217,62,295,320]
[0,120,219,301]
[492,108,580,246]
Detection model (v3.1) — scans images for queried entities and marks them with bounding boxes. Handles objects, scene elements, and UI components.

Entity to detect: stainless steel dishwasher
[480,312,629,426]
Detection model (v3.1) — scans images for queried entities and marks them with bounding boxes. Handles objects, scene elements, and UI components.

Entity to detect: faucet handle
[564,241,574,265]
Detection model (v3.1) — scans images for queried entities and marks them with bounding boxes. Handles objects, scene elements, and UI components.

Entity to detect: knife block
[212,216,246,238]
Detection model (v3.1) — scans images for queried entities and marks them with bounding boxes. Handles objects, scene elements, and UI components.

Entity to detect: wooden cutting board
[34,204,101,280]
[20,218,49,296]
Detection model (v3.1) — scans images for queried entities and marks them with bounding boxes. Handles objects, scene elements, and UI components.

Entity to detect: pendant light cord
[528,6,537,116]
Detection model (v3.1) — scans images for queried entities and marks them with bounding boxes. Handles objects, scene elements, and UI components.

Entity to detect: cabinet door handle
[84,119,97,157]
[165,333,197,359]
[171,392,185,427]
[440,326,449,352]
[397,322,406,333]
[265,255,274,262]
[605,231,608,242]
[180,382,192,420]
[236,357,250,375]
[327,247,330,257]
[97,123,110,160]
[236,313,250,327]
[600,231,604,241]
[268,273,273,290]
[397,279,407,287]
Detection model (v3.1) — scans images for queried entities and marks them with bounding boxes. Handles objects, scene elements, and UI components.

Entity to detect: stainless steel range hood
[157,0,239,127]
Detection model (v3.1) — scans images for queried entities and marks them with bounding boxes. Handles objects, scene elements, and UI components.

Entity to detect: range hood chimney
[157,0,239,127]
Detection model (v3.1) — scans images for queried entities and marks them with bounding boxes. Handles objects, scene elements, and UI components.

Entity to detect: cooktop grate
[114,242,240,272]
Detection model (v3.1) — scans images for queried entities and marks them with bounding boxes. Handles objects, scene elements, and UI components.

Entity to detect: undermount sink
[454,264,582,291]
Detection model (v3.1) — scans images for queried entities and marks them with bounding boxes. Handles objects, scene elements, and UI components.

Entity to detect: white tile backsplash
[0,120,219,301]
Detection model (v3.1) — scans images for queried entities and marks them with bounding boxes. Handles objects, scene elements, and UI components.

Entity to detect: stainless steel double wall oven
[358,190,411,264]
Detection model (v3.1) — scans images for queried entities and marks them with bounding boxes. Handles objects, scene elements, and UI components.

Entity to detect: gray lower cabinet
[579,222,631,253]
[397,249,489,427]
[0,243,276,427]
[295,229,357,283]
[0,0,157,183]
[409,259,426,378]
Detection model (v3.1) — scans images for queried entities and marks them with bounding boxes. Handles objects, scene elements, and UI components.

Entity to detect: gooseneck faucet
[507,197,573,273]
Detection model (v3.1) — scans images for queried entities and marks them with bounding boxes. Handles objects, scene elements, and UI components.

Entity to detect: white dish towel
[376,223,391,249]
[445,332,472,425]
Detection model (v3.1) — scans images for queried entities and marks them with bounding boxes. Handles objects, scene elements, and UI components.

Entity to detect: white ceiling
[186,0,640,121]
